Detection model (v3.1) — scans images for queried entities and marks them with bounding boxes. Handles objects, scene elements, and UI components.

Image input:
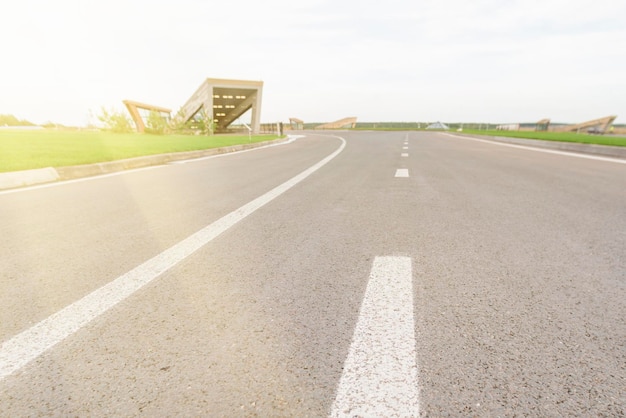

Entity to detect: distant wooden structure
[315,117,357,129]
[122,100,171,133]
[536,118,550,131]
[289,117,304,130]
[178,78,263,134]
[556,115,617,133]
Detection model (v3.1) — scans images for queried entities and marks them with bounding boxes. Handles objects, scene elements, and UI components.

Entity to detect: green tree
[169,108,193,133]
[0,114,35,126]
[98,107,133,133]
[145,110,168,135]
[196,109,216,135]
[170,108,216,135]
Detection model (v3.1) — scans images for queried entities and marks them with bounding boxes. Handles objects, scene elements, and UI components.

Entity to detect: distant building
[178,78,263,134]
[124,77,264,134]
[426,121,449,130]
[495,123,520,131]
[536,119,550,131]
[289,118,304,130]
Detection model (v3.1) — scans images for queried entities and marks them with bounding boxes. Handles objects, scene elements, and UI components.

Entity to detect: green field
[351,126,626,147]
[449,130,626,147]
[0,130,281,173]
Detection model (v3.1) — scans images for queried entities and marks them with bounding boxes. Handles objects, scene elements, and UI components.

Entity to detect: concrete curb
[446,133,626,159]
[0,137,288,191]
[0,167,60,189]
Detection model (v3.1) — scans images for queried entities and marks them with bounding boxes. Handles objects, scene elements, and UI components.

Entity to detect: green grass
[349,126,626,147]
[459,130,626,147]
[0,130,281,173]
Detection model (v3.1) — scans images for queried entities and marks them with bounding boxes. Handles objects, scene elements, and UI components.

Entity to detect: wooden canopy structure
[177,78,263,134]
[122,100,171,133]
[315,117,357,130]
[556,115,617,133]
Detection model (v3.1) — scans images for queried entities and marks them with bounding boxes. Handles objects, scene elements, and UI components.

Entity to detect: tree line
[0,114,35,126]
[1,109,217,135]
[98,108,216,135]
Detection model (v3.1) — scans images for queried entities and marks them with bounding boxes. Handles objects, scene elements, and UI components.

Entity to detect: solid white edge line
[441,132,626,164]
[0,166,162,196]
[169,134,306,164]
[0,135,346,381]
[395,168,409,177]
[329,256,419,417]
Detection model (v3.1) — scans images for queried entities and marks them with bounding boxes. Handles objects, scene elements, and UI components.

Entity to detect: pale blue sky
[1,0,624,126]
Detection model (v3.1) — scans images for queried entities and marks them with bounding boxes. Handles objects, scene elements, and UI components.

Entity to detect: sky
[1,0,625,126]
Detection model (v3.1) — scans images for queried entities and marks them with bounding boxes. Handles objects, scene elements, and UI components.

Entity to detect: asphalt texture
[1,131,625,416]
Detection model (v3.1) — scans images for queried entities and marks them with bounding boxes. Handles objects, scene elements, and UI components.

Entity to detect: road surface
[1,131,625,416]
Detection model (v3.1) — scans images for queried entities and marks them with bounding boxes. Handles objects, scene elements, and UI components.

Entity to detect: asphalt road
[1,131,625,416]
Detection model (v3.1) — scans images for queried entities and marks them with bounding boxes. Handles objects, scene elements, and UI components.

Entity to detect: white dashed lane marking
[330,256,419,417]
[395,169,409,177]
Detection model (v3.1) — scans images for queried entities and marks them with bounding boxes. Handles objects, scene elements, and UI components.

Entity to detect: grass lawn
[459,130,626,147]
[0,130,281,173]
[350,127,626,147]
